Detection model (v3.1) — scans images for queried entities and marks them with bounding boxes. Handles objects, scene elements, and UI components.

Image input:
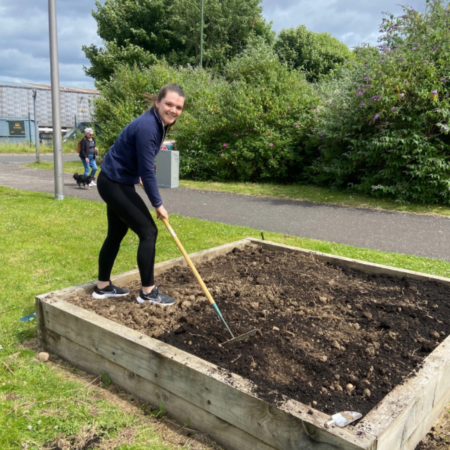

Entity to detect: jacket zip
[152,108,167,148]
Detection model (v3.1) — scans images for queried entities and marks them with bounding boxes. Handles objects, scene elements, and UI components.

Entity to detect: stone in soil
[65,245,450,415]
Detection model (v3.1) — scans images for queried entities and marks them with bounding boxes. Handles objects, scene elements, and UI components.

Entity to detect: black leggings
[97,171,158,286]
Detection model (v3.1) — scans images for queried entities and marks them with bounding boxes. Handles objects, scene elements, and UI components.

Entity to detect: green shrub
[275,25,354,82]
[310,0,450,204]
[84,0,274,80]
[177,39,319,181]
[93,40,319,182]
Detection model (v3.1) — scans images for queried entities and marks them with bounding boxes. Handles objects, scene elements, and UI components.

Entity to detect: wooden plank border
[36,238,450,450]
[43,328,276,450]
[37,297,369,450]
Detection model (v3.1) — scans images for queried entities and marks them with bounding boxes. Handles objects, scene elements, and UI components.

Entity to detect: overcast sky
[0,0,427,89]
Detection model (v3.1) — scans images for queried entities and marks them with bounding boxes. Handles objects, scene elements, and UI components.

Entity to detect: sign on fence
[8,121,25,136]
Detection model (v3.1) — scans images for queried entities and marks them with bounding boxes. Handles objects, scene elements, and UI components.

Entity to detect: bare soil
[65,245,450,417]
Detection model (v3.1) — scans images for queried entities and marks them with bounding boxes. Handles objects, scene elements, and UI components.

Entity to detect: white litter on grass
[0,345,3,350]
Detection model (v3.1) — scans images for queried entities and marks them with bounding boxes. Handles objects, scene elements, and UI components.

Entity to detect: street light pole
[48,0,64,200]
[200,0,204,67]
[32,90,40,163]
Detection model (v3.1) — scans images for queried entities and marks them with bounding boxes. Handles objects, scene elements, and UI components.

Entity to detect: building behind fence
[0,80,99,144]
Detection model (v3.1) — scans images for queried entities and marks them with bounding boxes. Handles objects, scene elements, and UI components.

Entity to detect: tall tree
[83,0,274,81]
[275,26,353,81]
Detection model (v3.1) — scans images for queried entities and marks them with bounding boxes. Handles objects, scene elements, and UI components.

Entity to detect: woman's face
[155,91,185,126]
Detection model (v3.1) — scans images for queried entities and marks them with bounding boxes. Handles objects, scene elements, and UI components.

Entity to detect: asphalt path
[0,154,79,163]
[1,157,450,262]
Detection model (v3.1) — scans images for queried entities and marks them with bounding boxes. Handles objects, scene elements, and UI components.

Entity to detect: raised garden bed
[36,239,450,450]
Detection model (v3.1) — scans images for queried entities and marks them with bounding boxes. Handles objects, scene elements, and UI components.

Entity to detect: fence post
[32,90,40,162]
[28,112,32,147]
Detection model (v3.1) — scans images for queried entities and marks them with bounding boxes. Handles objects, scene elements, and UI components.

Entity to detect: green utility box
[155,150,179,188]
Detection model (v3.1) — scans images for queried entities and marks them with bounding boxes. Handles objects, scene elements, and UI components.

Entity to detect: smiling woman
[94,84,187,306]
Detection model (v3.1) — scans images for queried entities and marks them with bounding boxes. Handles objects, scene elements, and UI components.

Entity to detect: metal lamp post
[48,0,64,200]
[200,0,204,67]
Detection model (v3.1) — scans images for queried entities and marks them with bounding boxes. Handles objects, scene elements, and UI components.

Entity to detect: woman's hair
[84,128,94,135]
[143,84,186,109]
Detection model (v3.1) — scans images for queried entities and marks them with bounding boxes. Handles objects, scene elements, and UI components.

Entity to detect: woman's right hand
[85,158,89,162]
[155,205,168,221]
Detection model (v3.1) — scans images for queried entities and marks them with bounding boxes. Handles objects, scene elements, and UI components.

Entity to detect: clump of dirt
[66,245,450,416]
[44,427,106,449]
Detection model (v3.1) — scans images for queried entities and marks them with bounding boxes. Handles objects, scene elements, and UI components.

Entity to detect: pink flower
[288,106,291,109]
[268,131,272,134]
[269,143,274,147]
[223,143,227,147]
[357,92,363,97]
[432,90,438,95]
[391,107,395,111]
[233,133,237,136]
[442,126,448,131]
[374,114,380,122]
[221,152,225,156]
[295,125,299,128]
[400,93,405,98]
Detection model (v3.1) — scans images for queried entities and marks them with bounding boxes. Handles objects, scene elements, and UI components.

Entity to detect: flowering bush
[310,0,450,204]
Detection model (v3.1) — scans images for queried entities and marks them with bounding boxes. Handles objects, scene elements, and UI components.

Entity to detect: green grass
[22,160,450,217]
[2,186,450,448]
[180,180,450,217]
[0,141,78,155]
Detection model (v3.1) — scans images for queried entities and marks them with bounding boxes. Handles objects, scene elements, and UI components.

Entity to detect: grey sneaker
[137,286,176,306]
[92,282,130,299]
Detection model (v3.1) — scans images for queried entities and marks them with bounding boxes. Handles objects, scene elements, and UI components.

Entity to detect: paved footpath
[1,158,450,262]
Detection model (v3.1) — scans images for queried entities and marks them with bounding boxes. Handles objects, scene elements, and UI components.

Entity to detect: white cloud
[0,1,101,88]
[261,0,428,47]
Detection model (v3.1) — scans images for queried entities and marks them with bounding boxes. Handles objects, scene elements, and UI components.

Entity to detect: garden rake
[162,218,257,345]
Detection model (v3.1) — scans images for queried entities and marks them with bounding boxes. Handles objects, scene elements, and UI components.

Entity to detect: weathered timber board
[37,297,369,450]
[36,238,450,450]
[43,327,276,450]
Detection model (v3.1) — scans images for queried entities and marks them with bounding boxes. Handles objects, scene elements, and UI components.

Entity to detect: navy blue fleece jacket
[100,108,167,207]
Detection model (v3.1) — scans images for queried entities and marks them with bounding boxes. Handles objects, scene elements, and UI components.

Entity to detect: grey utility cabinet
[155,150,179,188]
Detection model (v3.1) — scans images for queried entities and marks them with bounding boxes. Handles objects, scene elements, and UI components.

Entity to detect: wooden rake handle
[162,218,216,306]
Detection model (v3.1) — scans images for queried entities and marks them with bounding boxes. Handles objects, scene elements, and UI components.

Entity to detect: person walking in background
[93,84,186,306]
[79,128,98,186]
